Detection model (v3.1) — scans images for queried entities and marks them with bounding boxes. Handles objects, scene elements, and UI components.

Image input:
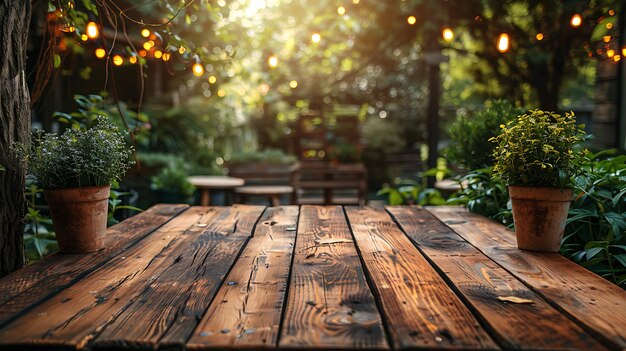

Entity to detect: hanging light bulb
[192,63,205,76]
[497,33,510,53]
[80,34,88,41]
[95,48,106,58]
[407,16,416,25]
[536,33,544,41]
[607,49,615,58]
[570,14,582,27]
[268,54,278,68]
[129,56,138,64]
[162,53,171,61]
[112,55,123,66]
[86,21,99,39]
[154,50,163,59]
[442,27,454,42]
[141,28,150,38]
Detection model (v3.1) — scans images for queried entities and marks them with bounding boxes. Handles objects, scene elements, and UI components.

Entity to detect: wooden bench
[227,163,296,206]
[291,161,367,205]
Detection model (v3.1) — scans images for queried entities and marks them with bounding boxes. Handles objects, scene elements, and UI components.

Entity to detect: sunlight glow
[268,55,278,68]
[311,33,321,43]
[289,80,298,88]
[209,76,217,84]
[497,33,509,53]
[337,6,346,16]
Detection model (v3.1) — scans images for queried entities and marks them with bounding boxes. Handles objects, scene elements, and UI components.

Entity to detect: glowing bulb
[129,56,137,64]
[208,75,217,84]
[607,49,615,58]
[95,48,106,58]
[603,35,611,43]
[143,40,154,50]
[162,53,171,61]
[407,16,416,25]
[217,89,226,97]
[614,54,621,62]
[141,29,150,38]
[138,50,147,57]
[80,34,88,41]
[442,27,454,42]
[609,9,615,16]
[311,33,321,43]
[112,55,123,66]
[337,6,345,15]
[192,63,204,76]
[178,46,186,54]
[536,33,544,41]
[570,14,582,27]
[86,21,99,39]
[622,47,626,56]
[497,33,510,53]
[268,55,278,68]
[289,80,298,88]
[606,22,613,29]
[154,50,163,59]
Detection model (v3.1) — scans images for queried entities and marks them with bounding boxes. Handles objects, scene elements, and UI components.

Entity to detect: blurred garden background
[2,0,625,286]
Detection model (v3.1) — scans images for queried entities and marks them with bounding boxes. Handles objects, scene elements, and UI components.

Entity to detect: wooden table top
[0,205,624,350]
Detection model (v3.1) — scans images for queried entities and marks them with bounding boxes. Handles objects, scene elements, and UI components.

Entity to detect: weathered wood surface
[427,206,626,350]
[345,206,497,350]
[280,205,388,349]
[0,206,263,350]
[0,205,623,351]
[388,206,605,350]
[0,204,189,328]
[187,206,299,349]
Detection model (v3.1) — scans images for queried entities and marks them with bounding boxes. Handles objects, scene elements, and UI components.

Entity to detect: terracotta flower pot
[44,185,110,253]
[509,185,573,252]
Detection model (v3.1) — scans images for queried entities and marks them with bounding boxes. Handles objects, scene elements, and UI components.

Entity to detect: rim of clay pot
[44,185,111,203]
[508,185,573,202]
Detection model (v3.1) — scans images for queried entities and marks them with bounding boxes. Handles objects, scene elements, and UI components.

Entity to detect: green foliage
[150,163,196,198]
[446,100,524,169]
[447,168,513,226]
[228,149,296,166]
[23,181,57,262]
[491,110,586,188]
[108,186,142,226]
[25,117,133,189]
[561,150,626,287]
[378,178,447,206]
[362,117,406,153]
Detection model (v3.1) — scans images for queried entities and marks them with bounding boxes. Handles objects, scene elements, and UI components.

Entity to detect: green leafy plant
[561,149,626,287]
[446,100,524,170]
[377,166,451,206]
[108,185,142,226]
[24,117,133,189]
[228,149,296,166]
[491,110,586,188]
[23,181,57,262]
[150,163,196,198]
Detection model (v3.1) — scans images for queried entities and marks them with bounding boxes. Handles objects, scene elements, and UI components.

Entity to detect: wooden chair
[227,163,296,206]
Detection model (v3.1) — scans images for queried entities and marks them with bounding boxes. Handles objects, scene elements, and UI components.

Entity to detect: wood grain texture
[0,204,189,328]
[388,206,605,350]
[345,206,497,350]
[0,206,226,350]
[95,205,266,350]
[427,206,626,350]
[280,206,388,349]
[187,206,299,349]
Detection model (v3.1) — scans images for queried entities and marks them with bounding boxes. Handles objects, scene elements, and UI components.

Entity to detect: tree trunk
[0,0,31,277]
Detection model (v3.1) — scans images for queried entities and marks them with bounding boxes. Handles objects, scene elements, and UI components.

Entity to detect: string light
[268,55,278,68]
[497,33,510,53]
[609,9,615,16]
[442,27,454,42]
[614,55,621,62]
[112,55,123,66]
[95,48,106,58]
[143,40,154,50]
[86,21,99,39]
[141,29,150,38]
[407,16,416,25]
[129,56,137,64]
[570,14,582,27]
[311,33,321,43]
[138,50,147,57]
[80,34,88,41]
[606,22,613,29]
[192,63,205,76]
[337,6,345,15]
[607,49,615,58]
[289,80,298,88]
[603,35,611,43]
[208,75,217,84]
[217,89,226,97]
[154,50,163,59]
[178,46,186,54]
[162,53,171,61]
[536,33,544,41]
[622,47,626,56]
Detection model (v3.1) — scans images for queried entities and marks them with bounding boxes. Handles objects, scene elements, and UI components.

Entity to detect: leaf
[613,188,626,206]
[497,296,534,304]
[53,54,61,68]
[613,254,626,268]
[585,247,604,260]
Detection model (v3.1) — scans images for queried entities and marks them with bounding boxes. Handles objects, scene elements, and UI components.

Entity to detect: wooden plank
[0,206,228,349]
[427,206,626,350]
[345,206,497,350]
[0,203,189,328]
[94,205,266,350]
[388,206,605,350]
[280,206,388,349]
[187,206,299,349]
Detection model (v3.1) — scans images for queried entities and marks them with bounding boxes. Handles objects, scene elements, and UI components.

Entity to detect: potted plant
[23,117,132,253]
[491,110,585,252]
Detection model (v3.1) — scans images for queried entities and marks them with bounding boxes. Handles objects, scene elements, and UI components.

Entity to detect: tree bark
[0,0,31,277]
